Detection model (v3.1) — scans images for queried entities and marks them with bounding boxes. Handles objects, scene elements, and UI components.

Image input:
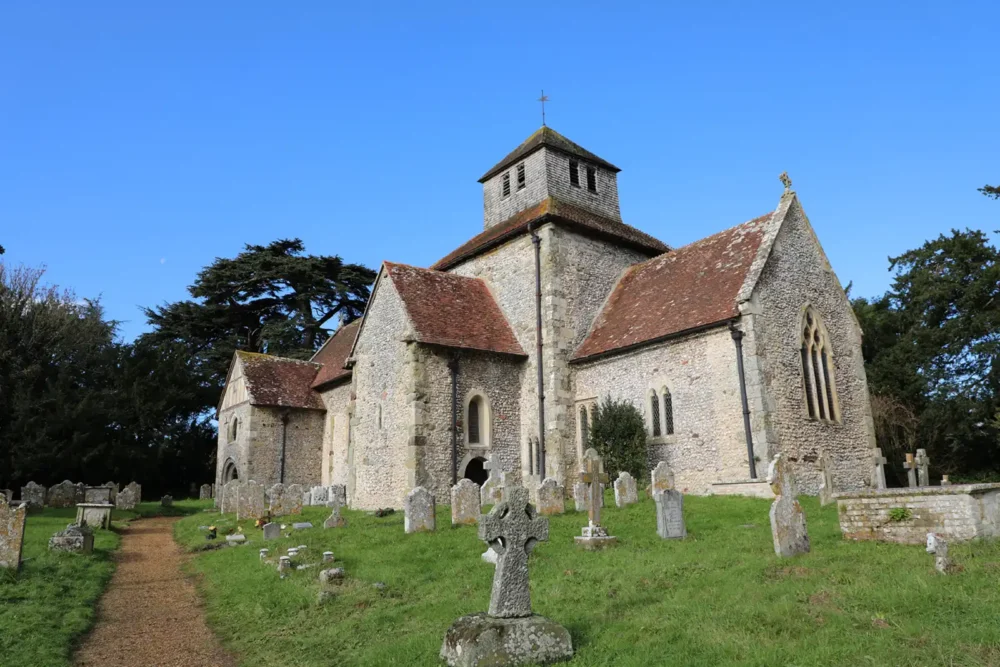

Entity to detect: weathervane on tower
[538,90,549,126]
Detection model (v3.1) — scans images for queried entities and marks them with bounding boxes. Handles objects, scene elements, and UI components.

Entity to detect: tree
[589,398,648,481]
[979,185,1000,200]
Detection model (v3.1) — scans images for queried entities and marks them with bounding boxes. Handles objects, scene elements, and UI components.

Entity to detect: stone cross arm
[479,487,548,556]
[580,471,609,485]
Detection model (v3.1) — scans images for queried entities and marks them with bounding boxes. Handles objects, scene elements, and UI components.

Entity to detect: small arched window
[801,307,839,423]
[468,397,481,445]
[465,392,490,448]
[229,418,239,442]
[579,405,590,448]
[650,390,661,437]
[662,388,674,435]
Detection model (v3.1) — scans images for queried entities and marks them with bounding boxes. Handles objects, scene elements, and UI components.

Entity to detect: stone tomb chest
[836,483,1000,544]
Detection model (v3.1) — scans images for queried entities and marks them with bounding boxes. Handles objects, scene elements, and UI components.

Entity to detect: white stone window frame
[574,397,598,463]
[646,383,677,445]
[463,389,492,453]
[799,304,841,424]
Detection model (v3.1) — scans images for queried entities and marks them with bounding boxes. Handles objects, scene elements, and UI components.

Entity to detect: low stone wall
[835,483,1000,544]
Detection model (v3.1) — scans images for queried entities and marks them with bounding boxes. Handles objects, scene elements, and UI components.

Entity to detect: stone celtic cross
[478,486,548,618]
[580,448,609,527]
[870,448,887,490]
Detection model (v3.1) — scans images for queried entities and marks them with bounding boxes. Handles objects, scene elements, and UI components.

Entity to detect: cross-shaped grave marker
[574,448,617,549]
[478,486,548,618]
[870,448,888,490]
[915,449,930,487]
[903,453,918,488]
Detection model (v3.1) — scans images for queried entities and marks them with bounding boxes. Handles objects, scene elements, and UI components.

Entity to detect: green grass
[0,500,202,666]
[177,494,1000,667]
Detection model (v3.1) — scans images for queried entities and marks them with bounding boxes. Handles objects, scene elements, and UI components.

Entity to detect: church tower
[478,127,623,229]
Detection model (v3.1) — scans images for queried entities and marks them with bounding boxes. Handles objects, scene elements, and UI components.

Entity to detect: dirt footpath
[75,516,237,667]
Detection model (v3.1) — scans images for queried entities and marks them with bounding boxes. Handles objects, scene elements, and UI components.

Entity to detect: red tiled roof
[430,197,669,271]
[237,352,325,410]
[384,262,526,357]
[310,318,361,390]
[572,213,773,361]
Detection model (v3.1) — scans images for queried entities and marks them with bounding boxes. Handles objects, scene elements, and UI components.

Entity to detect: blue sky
[2,2,997,341]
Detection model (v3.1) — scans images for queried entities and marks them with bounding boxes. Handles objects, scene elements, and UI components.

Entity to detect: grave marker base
[440,612,573,667]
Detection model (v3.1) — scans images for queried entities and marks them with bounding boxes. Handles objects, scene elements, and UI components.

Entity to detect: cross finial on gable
[779,172,793,192]
[538,90,550,126]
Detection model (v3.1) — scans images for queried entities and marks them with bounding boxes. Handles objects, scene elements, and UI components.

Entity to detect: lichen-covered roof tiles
[572,213,773,362]
[430,197,668,271]
[383,262,526,357]
[237,351,325,410]
[310,318,361,390]
[479,126,620,183]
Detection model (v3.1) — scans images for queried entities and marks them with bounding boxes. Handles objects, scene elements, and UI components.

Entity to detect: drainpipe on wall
[448,356,460,485]
[729,322,757,479]
[279,409,290,483]
[530,224,546,479]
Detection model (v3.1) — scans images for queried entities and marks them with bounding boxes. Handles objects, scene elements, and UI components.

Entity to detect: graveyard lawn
[0,500,203,666]
[176,495,1000,667]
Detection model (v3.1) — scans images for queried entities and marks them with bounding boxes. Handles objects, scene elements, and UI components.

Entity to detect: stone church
[215,127,877,509]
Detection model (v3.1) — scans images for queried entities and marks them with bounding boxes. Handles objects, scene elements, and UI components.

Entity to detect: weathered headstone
[76,503,113,529]
[237,480,267,521]
[21,481,46,508]
[926,532,951,574]
[575,448,616,549]
[328,484,347,507]
[767,454,810,557]
[219,479,239,514]
[48,480,78,508]
[161,495,173,507]
[451,478,481,526]
[262,522,280,540]
[267,483,288,516]
[614,471,638,507]
[480,457,505,506]
[324,498,347,529]
[0,490,11,504]
[48,523,94,554]
[284,484,305,515]
[292,522,313,530]
[404,486,435,533]
[310,486,329,506]
[199,484,213,500]
[0,497,28,569]
[441,485,572,666]
[536,477,564,516]
[817,450,834,506]
[941,475,952,487]
[903,453,918,488]
[115,483,139,510]
[870,448,887,490]
[103,482,119,503]
[651,460,675,493]
[226,534,246,545]
[915,449,931,487]
[654,490,687,539]
[84,487,113,504]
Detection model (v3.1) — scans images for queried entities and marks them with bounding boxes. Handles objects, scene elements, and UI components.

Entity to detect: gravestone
[329,484,347,507]
[451,478,481,526]
[441,486,572,666]
[116,483,139,510]
[915,449,931,487]
[310,486,329,506]
[817,450,834,506]
[292,522,313,530]
[237,481,267,521]
[926,532,951,574]
[869,448,887,490]
[0,490,11,503]
[536,478,564,516]
[654,490,687,539]
[267,483,289,516]
[480,458,505,506]
[76,503,113,529]
[940,475,952,487]
[0,497,28,569]
[651,460,675,493]
[903,453,918,488]
[263,522,280,540]
[199,484,213,500]
[161,495,173,507]
[103,482,119,503]
[324,498,347,529]
[404,486,435,533]
[284,484,305,515]
[219,479,240,514]
[575,448,616,549]
[84,487,113,504]
[767,454,810,557]
[48,523,94,554]
[614,471,638,507]
[48,480,78,508]
[21,482,46,508]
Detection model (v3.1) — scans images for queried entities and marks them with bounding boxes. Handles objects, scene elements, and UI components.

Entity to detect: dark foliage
[979,184,1000,200]
[589,398,649,481]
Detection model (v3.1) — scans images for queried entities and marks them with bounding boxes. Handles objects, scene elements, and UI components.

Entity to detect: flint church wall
[319,383,351,487]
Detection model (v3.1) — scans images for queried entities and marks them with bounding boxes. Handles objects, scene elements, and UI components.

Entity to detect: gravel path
[75,516,237,667]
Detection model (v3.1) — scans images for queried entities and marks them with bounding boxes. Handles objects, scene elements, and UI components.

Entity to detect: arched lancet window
[465,392,490,448]
[229,418,239,443]
[468,398,481,444]
[801,307,839,423]
[579,405,590,448]
[650,390,661,437]
[222,458,239,482]
[661,387,674,435]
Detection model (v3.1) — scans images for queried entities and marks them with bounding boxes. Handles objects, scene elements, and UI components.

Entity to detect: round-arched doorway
[463,456,488,486]
[222,458,239,483]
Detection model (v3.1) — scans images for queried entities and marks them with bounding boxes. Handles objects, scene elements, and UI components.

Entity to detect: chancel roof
[478,126,620,183]
[572,213,773,362]
[236,351,325,410]
[310,318,361,390]
[383,262,526,357]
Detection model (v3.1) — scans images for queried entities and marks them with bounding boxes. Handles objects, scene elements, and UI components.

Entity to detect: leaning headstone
[651,461,675,493]
[324,498,347,529]
[237,480,267,521]
[536,477,565,516]
[0,497,28,569]
[614,471,638,507]
[404,486,435,533]
[21,482,46,508]
[441,486,572,666]
[767,454,810,557]
[480,458,505,506]
[817,450,834,506]
[84,487,113,504]
[451,478,481,526]
[284,484,305,515]
[926,532,951,574]
[115,483,139,510]
[915,449,931,487]
[76,503,113,529]
[654,490,686,539]
[199,484,213,500]
[48,480,79,508]
[48,523,94,554]
[869,448,888,490]
[262,522,280,540]
[161,495,173,507]
[903,453,918,488]
[310,486,329,506]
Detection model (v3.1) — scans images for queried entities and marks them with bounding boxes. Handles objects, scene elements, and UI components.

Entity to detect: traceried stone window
[650,390,661,437]
[501,172,511,197]
[586,166,597,192]
[569,160,580,187]
[516,163,526,190]
[465,392,490,448]
[801,307,839,423]
[661,387,674,435]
